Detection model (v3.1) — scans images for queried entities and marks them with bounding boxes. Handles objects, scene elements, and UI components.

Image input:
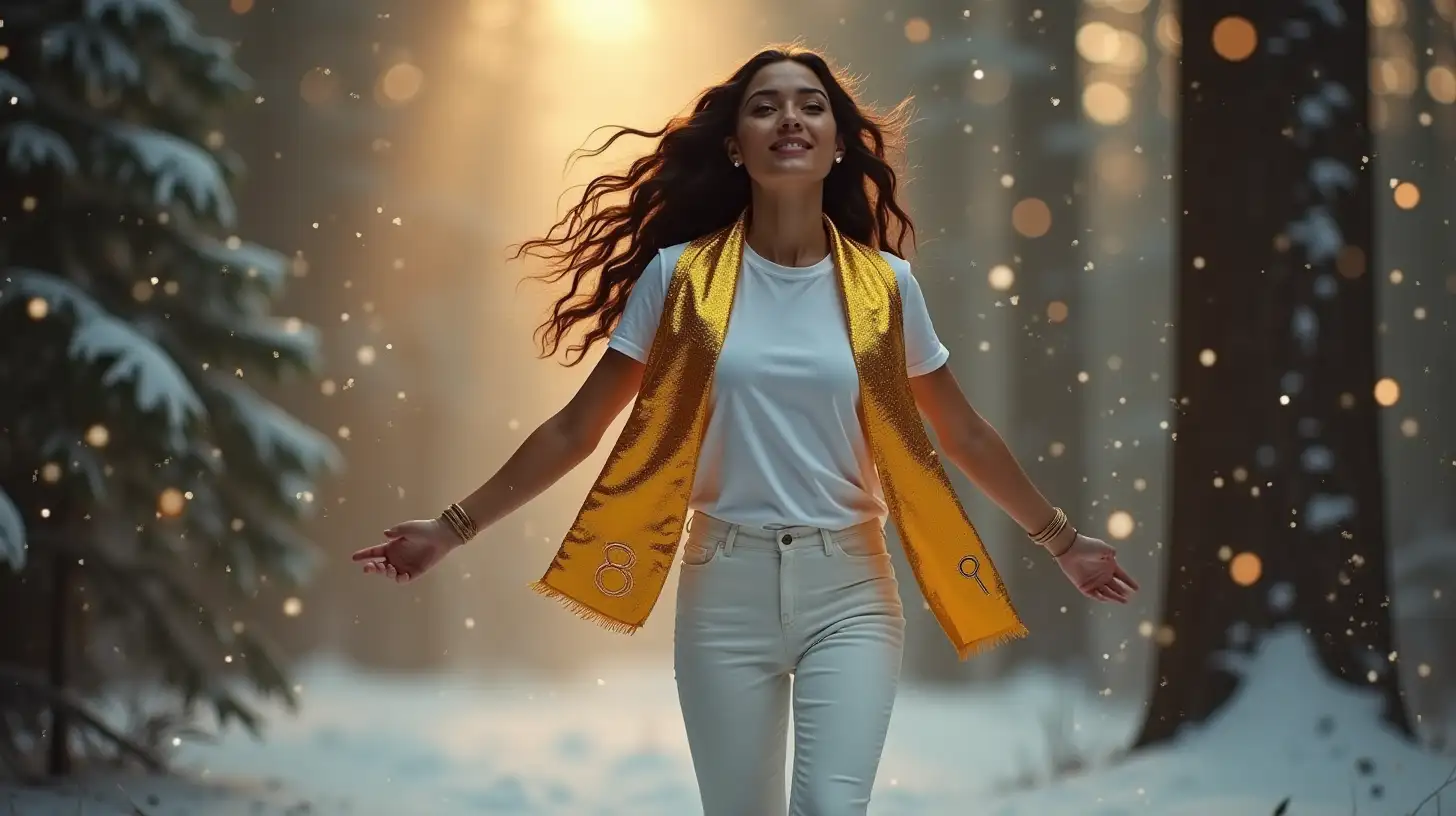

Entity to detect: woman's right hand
[350,518,462,584]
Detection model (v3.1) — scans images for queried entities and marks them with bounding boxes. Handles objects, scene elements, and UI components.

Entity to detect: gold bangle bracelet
[440,503,478,542]
[1029,507,1068,545]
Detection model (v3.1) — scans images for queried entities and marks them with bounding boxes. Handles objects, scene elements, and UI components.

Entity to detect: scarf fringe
[527,581,641,636]
[955,621,1030,662]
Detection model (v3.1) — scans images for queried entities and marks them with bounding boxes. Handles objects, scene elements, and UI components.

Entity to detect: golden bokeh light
[1107,510,1135,539]
[1077,22,1123,63]
[1083,81,1132,125]
[1393,181,1420,209]
[1212,16,1257,62]
[904,17,932,43]
[1156,13,1182,54]
[1011,197,1053,238]
[378,63,425,105]
[1199,348,1217,367]
[84,424,109,447]
[1400,418,1419,438]
[1370,0,1404,27]
[283,597,304,617]
[158,488,186,518]
[988,264,1015,291]
[1373,377,1400,406]
[1375,58,1419,96]
[26,297,48,320]
[1229,551,1263,586]
[1077,23,1148,70]
[41,463,62,483]
[1047,301,1069,323]
[1426,66,1456,103]
[229,0,253,13]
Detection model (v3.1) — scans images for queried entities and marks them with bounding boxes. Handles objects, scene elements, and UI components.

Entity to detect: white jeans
[673,513,906,816]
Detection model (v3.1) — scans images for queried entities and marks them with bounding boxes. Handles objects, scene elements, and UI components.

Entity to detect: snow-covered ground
[3,628,1451,815]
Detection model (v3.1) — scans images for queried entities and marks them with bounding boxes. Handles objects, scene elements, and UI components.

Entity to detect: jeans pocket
[831,528,890,560]
[680,537,721,567]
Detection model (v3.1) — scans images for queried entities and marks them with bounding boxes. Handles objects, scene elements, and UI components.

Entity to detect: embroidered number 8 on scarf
[594,542,637,596]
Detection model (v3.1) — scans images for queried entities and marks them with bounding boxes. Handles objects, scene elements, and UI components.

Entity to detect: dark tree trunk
[1003,2,1090,672]
[1138,0,1413,746]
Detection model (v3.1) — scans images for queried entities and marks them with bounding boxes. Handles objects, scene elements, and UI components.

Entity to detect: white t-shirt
[606,240,950,530]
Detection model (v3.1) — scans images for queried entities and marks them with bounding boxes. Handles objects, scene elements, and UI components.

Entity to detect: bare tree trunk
[1138,0,1412,746]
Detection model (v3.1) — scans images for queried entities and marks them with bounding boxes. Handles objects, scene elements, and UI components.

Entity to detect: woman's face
[727,60,844,188]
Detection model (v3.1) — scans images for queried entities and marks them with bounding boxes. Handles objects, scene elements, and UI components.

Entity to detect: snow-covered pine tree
[0,0,341,778]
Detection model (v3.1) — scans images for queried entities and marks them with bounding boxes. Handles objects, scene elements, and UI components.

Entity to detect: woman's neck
[745,187,827,266]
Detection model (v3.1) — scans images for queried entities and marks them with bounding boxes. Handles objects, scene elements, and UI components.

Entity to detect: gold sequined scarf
[529,214,1026,659]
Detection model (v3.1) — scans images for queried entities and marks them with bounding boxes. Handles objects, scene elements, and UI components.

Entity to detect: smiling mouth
[770,138,813,152]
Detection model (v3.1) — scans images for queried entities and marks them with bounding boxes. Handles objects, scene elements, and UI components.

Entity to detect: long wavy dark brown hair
[516,45,917,366]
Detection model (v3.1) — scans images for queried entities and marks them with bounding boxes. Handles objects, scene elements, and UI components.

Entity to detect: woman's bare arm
[908,364,1076,554]
[456,349,644,534]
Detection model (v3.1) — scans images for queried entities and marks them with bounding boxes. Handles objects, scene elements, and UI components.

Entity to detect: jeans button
[780,534,793,545]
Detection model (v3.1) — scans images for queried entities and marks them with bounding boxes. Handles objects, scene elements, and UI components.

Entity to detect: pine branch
[0,665,166,774]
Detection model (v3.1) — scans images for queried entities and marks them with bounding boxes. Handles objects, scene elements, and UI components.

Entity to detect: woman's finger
[351,544,387,562]
[1113,565,1140,592]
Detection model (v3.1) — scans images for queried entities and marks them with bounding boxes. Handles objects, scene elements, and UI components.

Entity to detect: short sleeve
[897,261,950,377]
[606,250,671,363]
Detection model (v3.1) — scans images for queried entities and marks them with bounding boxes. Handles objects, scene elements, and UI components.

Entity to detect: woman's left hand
[1053,534,1140,604]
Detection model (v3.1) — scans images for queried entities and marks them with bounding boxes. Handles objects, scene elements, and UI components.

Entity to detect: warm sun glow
[550,0,650,41]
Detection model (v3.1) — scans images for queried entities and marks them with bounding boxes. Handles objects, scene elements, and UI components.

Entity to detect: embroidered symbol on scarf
[958,555,990,596]
[594,542,636,597]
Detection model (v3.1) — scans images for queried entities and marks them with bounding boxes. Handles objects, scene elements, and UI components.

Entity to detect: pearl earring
[835,155,843,164]
[732,159,742,167]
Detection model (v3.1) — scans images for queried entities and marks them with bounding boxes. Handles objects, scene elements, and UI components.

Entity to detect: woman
[351,46,1138,815]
